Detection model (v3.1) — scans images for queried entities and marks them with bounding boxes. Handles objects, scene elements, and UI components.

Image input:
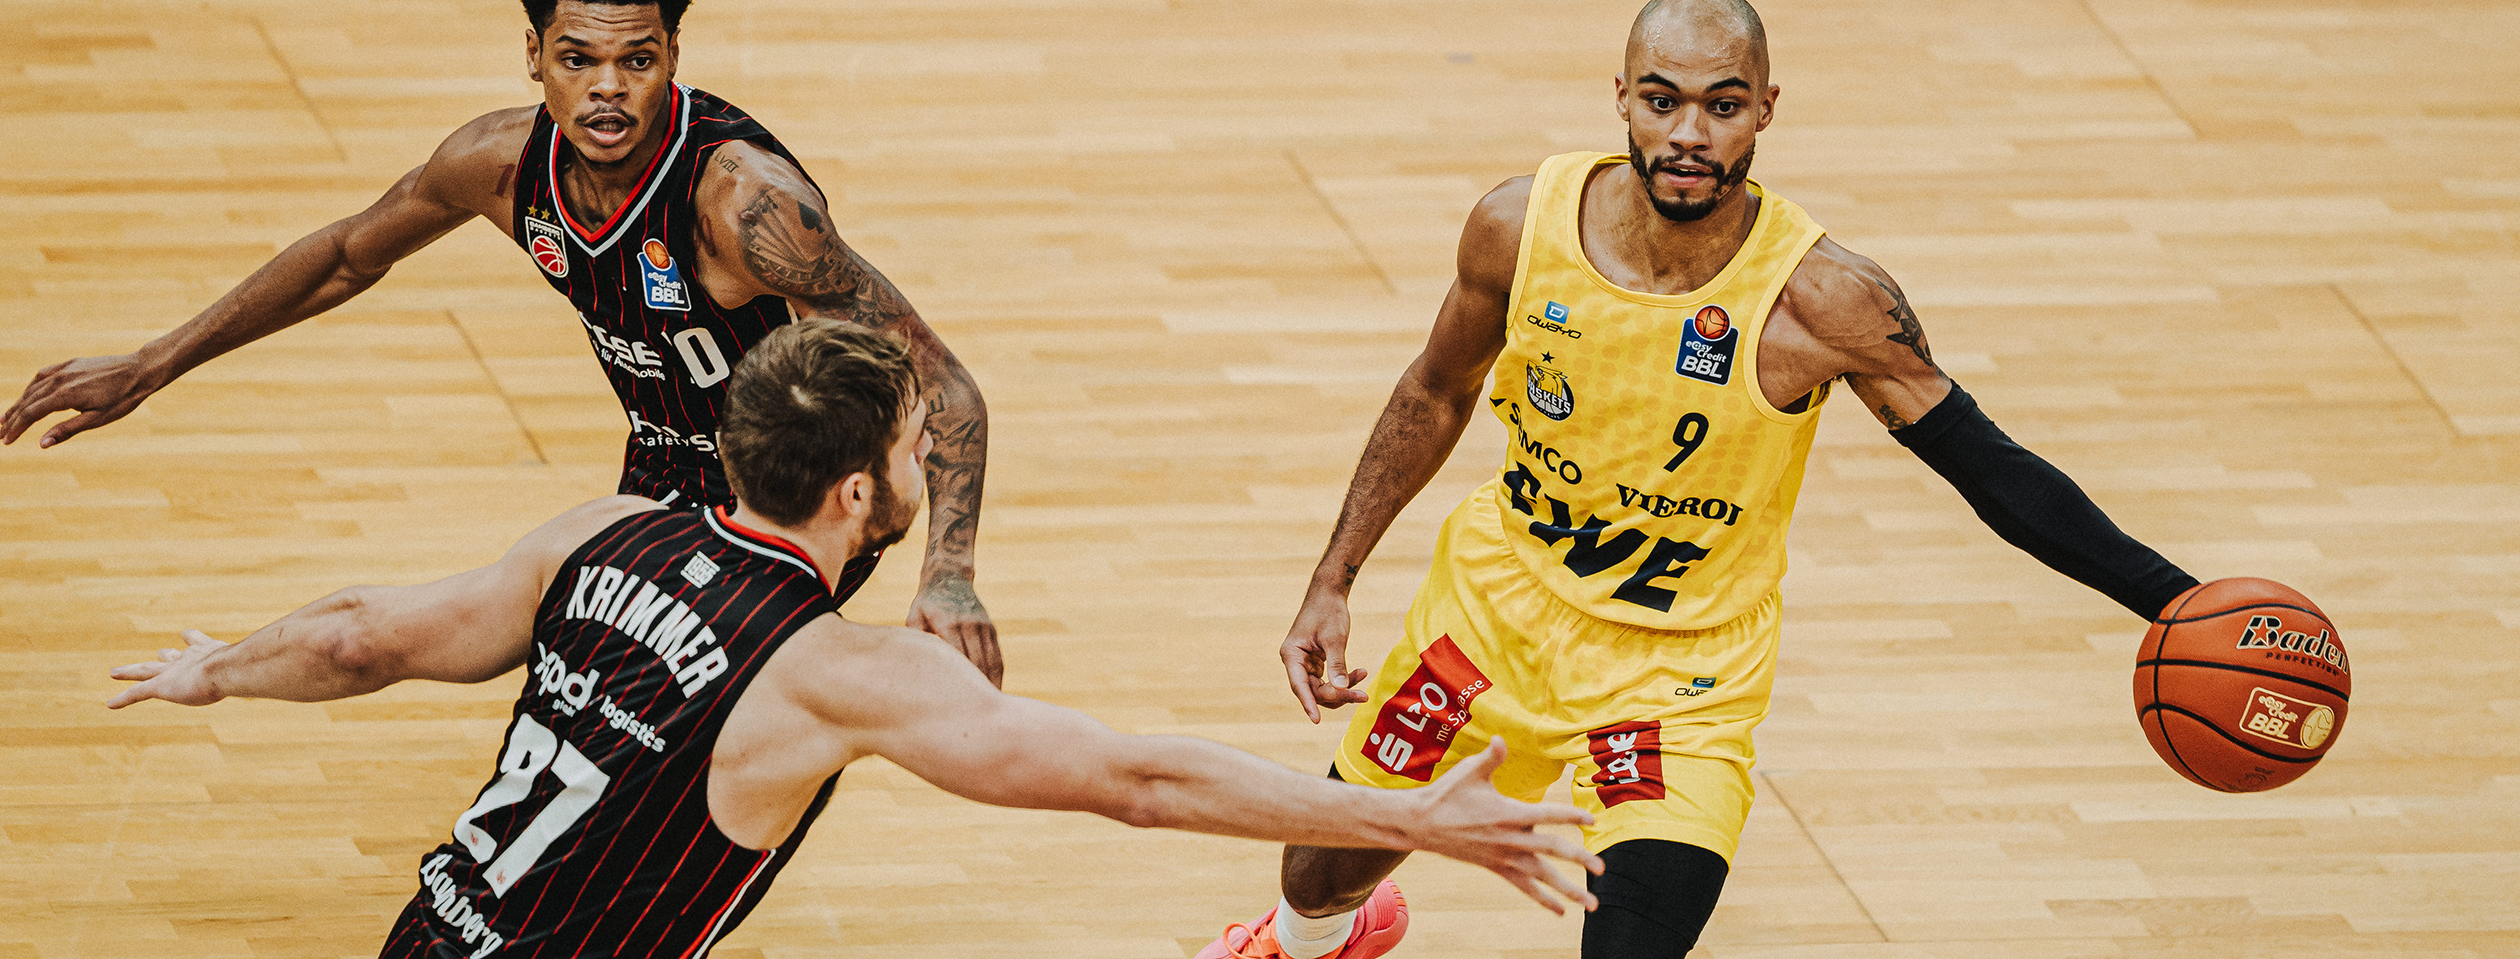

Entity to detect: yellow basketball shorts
[1333,492,1781,860]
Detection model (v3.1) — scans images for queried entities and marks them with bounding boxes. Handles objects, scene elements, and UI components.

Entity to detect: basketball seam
[2134,658,2350,702]
[2155,601,2325,626]
[2146,587,2206,783]
[2136,703,2324,764]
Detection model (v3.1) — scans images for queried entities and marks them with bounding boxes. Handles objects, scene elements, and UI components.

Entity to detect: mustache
[575,107,637,127]
[1647,152,1737,180]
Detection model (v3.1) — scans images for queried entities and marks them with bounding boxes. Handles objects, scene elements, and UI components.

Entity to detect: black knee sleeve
[1581,839,1729,959]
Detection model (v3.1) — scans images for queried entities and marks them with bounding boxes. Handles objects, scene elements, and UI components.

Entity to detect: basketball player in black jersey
[102,319,1608,958]
[1,0,1004,681]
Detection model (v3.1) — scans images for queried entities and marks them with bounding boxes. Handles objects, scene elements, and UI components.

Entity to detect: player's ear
[1613,73,1632,122]
[525,27,544,83]
[665,32,680,80]
[1756,84,1779,132]
[830,470,875,524]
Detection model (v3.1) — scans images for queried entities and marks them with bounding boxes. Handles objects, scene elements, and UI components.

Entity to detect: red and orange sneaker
[1193,880,1408,959]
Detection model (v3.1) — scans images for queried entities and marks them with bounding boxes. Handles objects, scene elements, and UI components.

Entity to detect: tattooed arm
[1770,238,2196,617]
[1764,236,1951,428]
[692,141,1000,685]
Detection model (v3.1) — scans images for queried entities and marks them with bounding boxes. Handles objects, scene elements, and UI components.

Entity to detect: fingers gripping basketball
[2135,578,2350,792]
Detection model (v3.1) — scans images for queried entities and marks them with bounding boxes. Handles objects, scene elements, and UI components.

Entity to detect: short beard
[1626,134,1756,223]
[859,470,919,556]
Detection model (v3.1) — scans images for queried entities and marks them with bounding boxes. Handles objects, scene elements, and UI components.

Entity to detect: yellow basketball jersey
[1479,152,1830,631]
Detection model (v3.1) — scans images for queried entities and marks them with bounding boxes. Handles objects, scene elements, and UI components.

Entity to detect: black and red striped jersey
[393,507,867,959]
[509,84,807,512]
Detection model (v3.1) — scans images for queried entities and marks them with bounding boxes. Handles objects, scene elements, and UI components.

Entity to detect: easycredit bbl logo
[640,238,691,311]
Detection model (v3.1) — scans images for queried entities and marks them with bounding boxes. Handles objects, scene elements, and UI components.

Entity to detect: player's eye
[1710,101,1737,115]
[628,55,654,69]
[1647,96,1675,111]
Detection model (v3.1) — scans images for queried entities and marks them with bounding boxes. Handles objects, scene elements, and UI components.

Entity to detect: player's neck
[1589,166,1760,295]
[556,122,673,222]
[724,502,860,588]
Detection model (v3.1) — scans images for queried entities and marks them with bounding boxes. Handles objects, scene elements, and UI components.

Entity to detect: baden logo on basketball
[2234,613,2348,675]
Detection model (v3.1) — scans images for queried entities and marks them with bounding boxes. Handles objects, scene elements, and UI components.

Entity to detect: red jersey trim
[705,507,827,586]
[549,83,693,256]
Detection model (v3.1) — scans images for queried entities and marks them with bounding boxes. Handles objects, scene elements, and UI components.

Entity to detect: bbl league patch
[640,238,691,311]
[1526,363,1574,421]
[1674,304,1737,385]
[524,217,569,278]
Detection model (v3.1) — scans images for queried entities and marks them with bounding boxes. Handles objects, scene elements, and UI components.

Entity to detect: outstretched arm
[692,142,998,684]
[1783,239,2197,618]
[106,496,655,708]
[759,625,1603,913]
[1281,177,1525,722]
[3,108,530,448]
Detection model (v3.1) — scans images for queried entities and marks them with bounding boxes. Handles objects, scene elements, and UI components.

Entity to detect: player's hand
[1408,738,1603,914]
[3,353,162,448]
[1282,587,1368,724]
[105,630,231,708]
[908,574,1001,688]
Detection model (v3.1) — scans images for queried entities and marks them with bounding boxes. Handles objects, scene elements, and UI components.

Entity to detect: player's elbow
[313,587,395,679]
[1105,763,1179,830]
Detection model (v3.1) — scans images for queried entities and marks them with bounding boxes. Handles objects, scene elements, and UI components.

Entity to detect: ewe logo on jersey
[1675,305,1737,385]
[640,238,692,311]
[525,216,569,278]
[563,564,730,697]
[1526,363,1575,421]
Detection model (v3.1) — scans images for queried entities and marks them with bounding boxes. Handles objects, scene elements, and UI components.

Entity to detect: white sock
[1276,898,1358,959]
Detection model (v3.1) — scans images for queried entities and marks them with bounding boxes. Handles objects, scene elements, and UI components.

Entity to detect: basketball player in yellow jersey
[1196,1,2203,957]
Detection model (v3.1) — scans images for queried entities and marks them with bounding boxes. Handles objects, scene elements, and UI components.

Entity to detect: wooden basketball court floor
[4,0,2517,955]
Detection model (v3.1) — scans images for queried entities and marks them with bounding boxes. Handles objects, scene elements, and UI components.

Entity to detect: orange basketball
[2134,578,2349,792]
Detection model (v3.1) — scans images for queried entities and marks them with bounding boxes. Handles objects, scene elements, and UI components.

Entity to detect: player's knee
[1580,839,1730,959]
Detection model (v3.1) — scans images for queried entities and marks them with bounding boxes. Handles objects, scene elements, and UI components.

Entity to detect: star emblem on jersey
[1674,304,1738,385]
[640,238,692,311]
[524,216,569,278]
[1526,363,1574,421]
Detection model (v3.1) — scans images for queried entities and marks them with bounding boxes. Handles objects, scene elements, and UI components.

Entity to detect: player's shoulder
[430,106,538,169]
[511,495,669,563]
[1458,174,1536,289]
[1779,234,1907,344]
[696,138,818,206]
[765,617,972,714]
[414,106,539,210]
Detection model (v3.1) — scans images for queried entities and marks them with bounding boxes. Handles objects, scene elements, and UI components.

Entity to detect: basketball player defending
[1197,2,2204,957]
[0,0,1004,680]
[103,319,1606,958]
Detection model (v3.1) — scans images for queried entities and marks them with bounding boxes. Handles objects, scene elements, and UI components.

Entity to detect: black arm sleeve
[1890,385,2198,618]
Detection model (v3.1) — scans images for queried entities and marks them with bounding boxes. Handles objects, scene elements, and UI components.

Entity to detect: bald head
[1628,0,1769,88]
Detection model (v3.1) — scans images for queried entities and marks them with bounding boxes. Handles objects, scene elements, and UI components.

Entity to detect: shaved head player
[1198,2,2205,957]
[104,319,1608,958]
[2,0,1005,681]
